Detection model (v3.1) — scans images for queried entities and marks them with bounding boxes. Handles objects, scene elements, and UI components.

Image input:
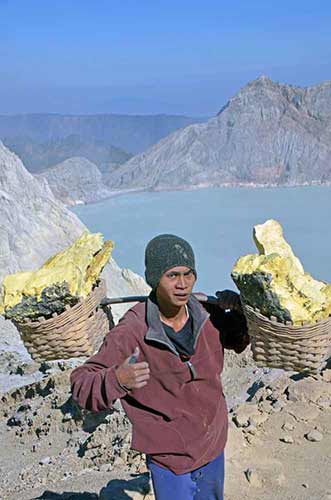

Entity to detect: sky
[1,0,330,116]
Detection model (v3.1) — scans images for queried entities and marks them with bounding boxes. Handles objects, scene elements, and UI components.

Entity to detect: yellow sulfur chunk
[254,219,304,274]
[0,232,114,314]
[232,219,331,325]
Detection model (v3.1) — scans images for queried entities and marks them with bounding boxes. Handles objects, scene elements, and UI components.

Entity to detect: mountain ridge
[0,113,206,155]
[106,76,331,192]
[36,156,113,205]
[2,134,132,173]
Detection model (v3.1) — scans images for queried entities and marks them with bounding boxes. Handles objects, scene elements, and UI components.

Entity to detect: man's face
[156,266,196,308]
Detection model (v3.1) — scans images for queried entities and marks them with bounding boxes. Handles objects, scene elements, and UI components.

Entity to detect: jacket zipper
[185,360,197,380]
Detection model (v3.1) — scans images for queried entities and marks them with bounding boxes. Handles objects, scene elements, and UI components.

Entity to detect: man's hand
[215,289,242,313]
[115,347,150,391]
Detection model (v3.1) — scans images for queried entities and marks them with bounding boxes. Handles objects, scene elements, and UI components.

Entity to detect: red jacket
[71,295,247,474]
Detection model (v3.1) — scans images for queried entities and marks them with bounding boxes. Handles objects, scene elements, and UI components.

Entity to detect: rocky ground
[226,365,331,500]
[1,324,331,500]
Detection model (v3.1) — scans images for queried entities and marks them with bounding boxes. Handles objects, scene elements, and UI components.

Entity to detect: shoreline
[68,181,331,207]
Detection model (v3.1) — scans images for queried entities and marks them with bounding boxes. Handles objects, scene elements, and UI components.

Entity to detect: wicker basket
[242,303,331,373]
[14,279,110,362]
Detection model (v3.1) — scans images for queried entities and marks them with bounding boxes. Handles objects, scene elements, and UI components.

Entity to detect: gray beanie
[145,234,196,289]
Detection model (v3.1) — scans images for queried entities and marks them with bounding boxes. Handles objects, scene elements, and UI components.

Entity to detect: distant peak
[250,75,275,87]
[217,75,286,116]
[236,75,290,97]
[256,74,273,82]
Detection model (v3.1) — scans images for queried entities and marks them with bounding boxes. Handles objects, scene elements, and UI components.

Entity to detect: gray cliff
[0,141,85,280]
[106,76,331,190]
[37,157,112,205]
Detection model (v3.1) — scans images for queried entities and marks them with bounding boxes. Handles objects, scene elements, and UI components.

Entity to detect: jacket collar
[145,293,209,354]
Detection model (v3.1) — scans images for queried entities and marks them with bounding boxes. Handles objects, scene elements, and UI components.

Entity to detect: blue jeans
[147,451,225,500]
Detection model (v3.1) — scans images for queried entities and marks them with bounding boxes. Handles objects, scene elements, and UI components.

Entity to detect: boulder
[284,401,320,422]
[286,379,331,403]
[232,403,265,427]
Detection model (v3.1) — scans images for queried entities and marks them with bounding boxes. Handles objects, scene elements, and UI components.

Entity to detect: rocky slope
[3,135,132,173]
[0,114,205,154]
[0,141,150,391]
[0,140,148,299]
[107,76,331,191]
[36,157,112,205]
[0,141,85,280]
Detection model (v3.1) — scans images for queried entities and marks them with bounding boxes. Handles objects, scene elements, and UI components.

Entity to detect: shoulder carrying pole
[100,292,218,306]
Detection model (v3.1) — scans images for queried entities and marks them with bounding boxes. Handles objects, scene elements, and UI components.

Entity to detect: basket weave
[242,303,331,373]
[14,279,109,362]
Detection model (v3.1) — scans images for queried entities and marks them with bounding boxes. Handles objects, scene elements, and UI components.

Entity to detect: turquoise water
[72,186,331,294]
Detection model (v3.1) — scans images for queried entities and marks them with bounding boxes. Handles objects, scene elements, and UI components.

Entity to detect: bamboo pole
[100,292,219,306]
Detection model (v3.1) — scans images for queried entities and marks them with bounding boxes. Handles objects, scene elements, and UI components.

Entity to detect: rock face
[106,76,331,190]
[0,141,85,283]
[37,157,112,205]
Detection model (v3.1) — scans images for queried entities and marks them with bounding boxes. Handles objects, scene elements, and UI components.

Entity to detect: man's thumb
[126,346,140,365]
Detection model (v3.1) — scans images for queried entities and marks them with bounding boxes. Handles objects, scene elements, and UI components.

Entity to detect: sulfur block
[232,220,331,325]
[0,232,113,320]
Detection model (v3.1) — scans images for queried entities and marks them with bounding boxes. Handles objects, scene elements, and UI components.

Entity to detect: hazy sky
[1,0,330,115]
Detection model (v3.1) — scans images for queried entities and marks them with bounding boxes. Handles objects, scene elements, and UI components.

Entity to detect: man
[71,234,249,500]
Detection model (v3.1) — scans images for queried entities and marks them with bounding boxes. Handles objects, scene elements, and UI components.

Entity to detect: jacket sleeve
[203,303,250,353]
[70,315,138,412]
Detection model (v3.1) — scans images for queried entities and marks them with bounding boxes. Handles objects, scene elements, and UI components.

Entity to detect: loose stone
[272,400,283,412]
[282,421,295,431]
[244,468,262,487]
[280,435,294,444]
[305,430,324,442]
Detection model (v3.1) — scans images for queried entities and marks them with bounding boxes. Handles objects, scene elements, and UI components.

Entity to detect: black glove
[215,289,242,313]
[204,291,250,353]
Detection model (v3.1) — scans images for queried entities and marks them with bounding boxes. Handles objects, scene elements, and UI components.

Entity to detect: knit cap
[145,234,196,289]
